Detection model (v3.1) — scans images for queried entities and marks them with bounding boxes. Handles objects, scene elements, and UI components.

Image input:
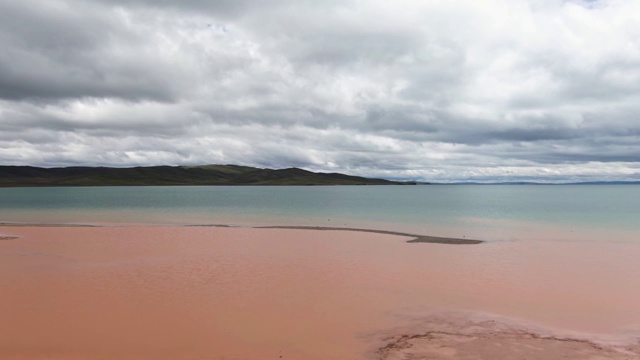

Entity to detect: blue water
[1,185,639,242]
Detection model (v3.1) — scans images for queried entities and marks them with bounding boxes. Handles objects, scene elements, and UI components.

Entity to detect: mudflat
[1,226,639,359]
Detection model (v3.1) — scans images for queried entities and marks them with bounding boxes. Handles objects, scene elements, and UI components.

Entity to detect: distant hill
[0,165,416,187]
[441,181,640,185]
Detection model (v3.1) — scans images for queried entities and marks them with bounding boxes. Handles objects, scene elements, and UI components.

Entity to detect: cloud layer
[1,0,639,182]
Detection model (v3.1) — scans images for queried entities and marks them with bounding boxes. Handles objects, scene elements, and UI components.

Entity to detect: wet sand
[377,314,640,360]
[1,226,639,359]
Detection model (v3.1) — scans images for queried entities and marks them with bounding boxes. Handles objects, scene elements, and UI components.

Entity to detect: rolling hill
[0,165,416,187]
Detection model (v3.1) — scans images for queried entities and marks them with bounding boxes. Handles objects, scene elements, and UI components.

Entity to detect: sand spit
[2,222,482,244]
[257,225,484,244]
[0,222,97,227]
[375,315,640,359]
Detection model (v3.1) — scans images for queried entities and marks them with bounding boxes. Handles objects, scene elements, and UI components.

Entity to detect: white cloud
[0,0,639,181]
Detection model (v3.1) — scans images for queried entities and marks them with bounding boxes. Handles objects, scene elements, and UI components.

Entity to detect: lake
[2,185,640,359]
[1,185,638,242]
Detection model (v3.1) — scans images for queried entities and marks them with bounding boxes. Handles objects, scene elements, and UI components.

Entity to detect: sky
[0,0,639,182]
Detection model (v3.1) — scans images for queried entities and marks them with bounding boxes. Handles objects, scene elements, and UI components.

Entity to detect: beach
[1,225,639,359]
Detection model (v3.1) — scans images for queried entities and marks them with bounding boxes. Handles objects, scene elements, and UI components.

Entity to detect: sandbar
[257,225,484,244]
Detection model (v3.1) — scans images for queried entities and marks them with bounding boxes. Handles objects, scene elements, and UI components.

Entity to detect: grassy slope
[0,165,414,187]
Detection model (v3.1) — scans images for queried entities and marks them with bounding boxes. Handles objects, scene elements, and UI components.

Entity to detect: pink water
[1,226,639,359]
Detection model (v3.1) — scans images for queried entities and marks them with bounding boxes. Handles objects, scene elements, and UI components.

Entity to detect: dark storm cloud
[93,0,300,18]
[0,1,197,102]
[1,0,639,182]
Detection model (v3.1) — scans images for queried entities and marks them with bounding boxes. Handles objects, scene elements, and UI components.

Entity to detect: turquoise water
[1,185,639,242]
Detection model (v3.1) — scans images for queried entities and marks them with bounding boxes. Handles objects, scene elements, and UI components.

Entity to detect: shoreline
[373,313,640,359]
[1,225,639,359]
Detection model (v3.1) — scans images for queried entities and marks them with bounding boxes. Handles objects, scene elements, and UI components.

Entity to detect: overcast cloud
[1,0,639,182]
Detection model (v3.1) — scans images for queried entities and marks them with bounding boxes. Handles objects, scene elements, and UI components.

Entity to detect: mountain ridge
[0,165,417,187]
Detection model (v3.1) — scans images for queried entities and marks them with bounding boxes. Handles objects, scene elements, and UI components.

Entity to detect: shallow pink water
[1,226,639,359]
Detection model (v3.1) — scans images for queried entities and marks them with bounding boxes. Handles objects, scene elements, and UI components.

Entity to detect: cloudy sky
[1,0,639,182]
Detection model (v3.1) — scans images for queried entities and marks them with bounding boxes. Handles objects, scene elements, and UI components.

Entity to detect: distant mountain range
[439,181,640,185]
[0,165,417,187]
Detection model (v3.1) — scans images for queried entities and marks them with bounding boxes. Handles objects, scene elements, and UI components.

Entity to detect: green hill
[0,165,416,187]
